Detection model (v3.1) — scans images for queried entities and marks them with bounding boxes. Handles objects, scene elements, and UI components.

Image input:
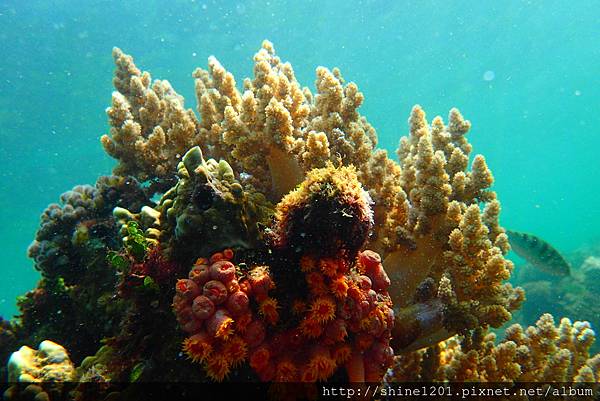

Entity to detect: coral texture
[28,175,148,281]
[174,246,394,383]
[172,167,393,382]
[8,340,74,382]
[101,48,201,193]
[4,341,75,401]
[386,313,600,382]
[112,146,273,264]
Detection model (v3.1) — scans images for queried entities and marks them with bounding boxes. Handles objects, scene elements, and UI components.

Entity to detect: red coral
[247,267,274,301]
[188,263,211,286]
[358,250,390,291]
[206,309,234,340]
[243,320,266,347]
[182,332,213,363]
[226,291,249,316]
[222,336,247,368]
[250,345,271,372]
[258,297,279,325]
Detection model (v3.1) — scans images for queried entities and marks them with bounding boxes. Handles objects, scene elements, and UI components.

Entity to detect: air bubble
[483,70,495,81]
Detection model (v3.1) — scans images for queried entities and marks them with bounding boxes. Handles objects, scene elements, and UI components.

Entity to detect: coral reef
[6,40,599,394]
[101,42,525,353]
[379,106,525,351]
[192,42,377,200]
[386,313,600,382]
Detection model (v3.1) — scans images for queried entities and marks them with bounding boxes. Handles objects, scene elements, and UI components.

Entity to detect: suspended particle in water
[483,70,495,81]
[574,90,581,96]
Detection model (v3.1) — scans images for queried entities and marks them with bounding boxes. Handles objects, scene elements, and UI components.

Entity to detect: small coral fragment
[8,340,75,382]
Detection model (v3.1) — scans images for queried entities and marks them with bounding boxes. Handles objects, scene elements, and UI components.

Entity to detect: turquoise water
[1,0,599,321]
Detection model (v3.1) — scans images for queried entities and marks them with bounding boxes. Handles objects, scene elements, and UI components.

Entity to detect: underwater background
[1,0,599,328]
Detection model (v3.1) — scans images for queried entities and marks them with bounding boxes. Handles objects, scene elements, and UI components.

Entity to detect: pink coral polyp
[192,295,215,320]
[210,261,236,283]
[206,309,234,339]
[358,250,381,272]
[189,264,211,286]
[226,291,249,316]
[176,279,200,300]
[203,280,228,305]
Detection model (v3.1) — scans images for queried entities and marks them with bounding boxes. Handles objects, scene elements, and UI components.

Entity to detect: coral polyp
[309,297,337,323]
[182,333,213,363]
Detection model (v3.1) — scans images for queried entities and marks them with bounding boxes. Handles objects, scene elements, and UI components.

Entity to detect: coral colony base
[2,40,599,398]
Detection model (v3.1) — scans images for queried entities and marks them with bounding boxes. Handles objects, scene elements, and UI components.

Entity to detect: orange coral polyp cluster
[208,311,234,340]
[173,250,274,381]
[300,255,316,272]
[300,317,324,339]
[290,250,395,382]
[206,355,230,382]
[305,271,328,295]
[332,344,352,364]
[275,360,297,382]
[174,249,394,383]
[320,258,340,277]
[250,346,271,372]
